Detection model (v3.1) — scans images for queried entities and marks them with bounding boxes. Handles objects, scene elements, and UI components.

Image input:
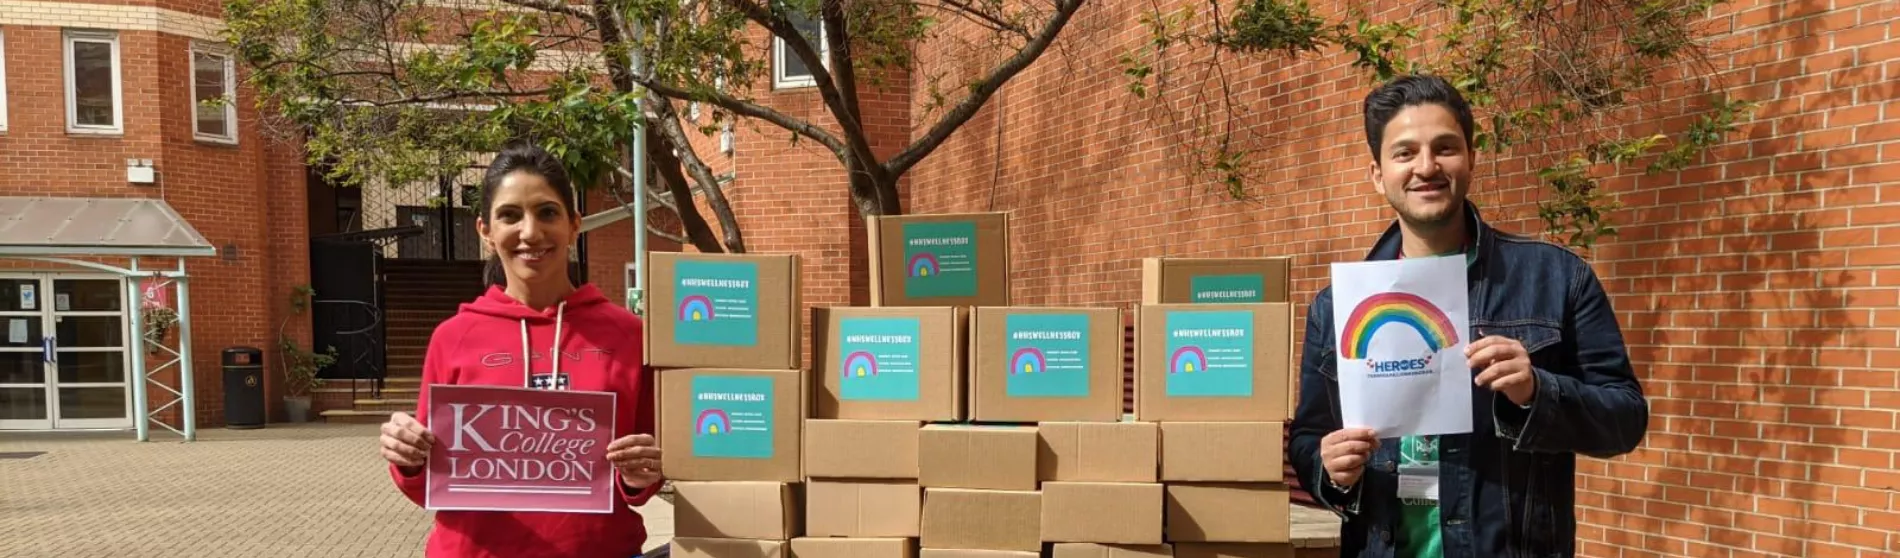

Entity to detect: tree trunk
[647,129,725,253]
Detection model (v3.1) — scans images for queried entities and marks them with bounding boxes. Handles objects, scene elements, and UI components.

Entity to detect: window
[772,11,826,89]
[0,29,9,132]
[64,30,122,134]
[191,45,237,143]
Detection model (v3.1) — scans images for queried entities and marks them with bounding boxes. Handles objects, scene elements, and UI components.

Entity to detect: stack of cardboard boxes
[650,212,1303,558]
[649,252,810,558]
[1137,257,1297,558]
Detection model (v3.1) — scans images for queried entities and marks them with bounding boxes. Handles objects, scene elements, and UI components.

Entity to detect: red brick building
[2,0,1895,557]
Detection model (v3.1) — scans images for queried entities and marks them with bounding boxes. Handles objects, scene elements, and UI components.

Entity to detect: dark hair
[1362,74,1476,163]
[480,140,579,286]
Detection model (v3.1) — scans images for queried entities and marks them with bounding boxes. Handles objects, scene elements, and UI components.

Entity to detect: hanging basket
[142,307,179,347]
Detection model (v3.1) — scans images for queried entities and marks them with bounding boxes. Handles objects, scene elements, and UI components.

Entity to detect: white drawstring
[519,301,569,389]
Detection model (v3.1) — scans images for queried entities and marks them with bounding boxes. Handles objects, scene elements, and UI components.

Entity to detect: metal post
[627,20,648,317]
[128,258,149,442]
[174,258,196,442]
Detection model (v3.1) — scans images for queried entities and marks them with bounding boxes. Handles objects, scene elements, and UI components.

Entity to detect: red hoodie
[391,284,661,558]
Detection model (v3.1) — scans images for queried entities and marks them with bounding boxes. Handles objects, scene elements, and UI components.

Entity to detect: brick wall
[886,1,1900,557]
[0,20,302,429]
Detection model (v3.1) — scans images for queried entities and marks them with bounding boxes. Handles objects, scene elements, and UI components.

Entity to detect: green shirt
[1395,244,1476,558]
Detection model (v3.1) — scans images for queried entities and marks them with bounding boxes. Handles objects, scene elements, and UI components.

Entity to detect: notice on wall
[1331,256,1473,438]
[7,319,24,344]
[19,284,35,311]
[425,385,618,514]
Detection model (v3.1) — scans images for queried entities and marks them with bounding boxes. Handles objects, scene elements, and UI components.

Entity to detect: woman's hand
[381,412,435,476]
[606,434,664,489]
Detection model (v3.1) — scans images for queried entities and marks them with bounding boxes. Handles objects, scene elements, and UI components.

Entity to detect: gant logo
[481,348,613,368]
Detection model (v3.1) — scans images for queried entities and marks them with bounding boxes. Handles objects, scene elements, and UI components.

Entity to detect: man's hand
[381,412,435,476]
[606,434,664,490]
[1470,334,1536,406]
[1320,428,1380,488]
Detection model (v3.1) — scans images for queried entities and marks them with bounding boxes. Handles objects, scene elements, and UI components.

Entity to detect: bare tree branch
[723,0,884,180]
[885,0,1083,176]
[647,95,747,252]
[494,0,597,21]
[925,0,1030,38]
[633,76,850,156]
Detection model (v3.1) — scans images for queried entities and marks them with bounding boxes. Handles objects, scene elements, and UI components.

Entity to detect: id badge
[1398,465,1440,502]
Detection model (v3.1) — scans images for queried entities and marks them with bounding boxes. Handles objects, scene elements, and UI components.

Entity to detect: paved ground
[0,423,672,557]
[1,423,1336,556]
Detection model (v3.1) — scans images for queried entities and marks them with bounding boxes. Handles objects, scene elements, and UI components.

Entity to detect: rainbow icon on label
[908,253,941,277]
[679,295,715,322]
[1009,347,1046,375]
[842,351,880,379]
[1169,345,1208,374]
[695,409,730,435]
[1339,291,1459,359]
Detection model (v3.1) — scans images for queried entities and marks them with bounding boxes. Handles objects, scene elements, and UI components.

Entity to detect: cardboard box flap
[1173,544,1294,558]
[1040,482,1163,544]
[1160,422,1284,482]
[919,425,1038,490]
[920,488,1041,552]
[672,481,800,540]
[1051,544,1176,558]
[1163,484,1291,543]
[790,538,917,558]
[805,419,922,479]
[673,538,789,558]
[919,551,1039,558]
[808,481,922,538]
[1038,422,1159,482]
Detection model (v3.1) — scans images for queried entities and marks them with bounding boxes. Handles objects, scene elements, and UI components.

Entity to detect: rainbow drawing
[908,253,941,277]
[679,295,715,322]
[695,409,731,435]
[1339,292,1459,359]
[1009,347,1046,375]
[1170,346,1208,374]
[842,351,880,379]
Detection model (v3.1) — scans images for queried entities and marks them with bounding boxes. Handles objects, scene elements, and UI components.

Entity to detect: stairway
[320,259,488,423]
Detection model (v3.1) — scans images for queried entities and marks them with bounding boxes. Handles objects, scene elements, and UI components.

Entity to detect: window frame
[63,29,123,135]
[190,44,238,144]
[771,13,828,90]
[0,29,9,132]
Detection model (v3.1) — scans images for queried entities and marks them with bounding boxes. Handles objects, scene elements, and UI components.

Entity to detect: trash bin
[223,347,266,429]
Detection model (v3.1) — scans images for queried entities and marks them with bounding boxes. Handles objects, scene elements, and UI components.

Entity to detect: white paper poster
[19,285,35,310]
[7,319,25,344]
[1331,255,1473,438]
[56,293,71,311]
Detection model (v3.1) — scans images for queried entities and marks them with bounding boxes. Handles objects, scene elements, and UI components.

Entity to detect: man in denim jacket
[1288,74,1649,558]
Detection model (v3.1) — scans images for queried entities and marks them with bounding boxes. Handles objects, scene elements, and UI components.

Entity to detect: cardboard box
[919,425,1038,490]
[1040,482,1163,544]
[1140,258,1291,305]
[813,306,967,421]
[1134,304,1292,421]
[920,489,1041,552]
[661,368,807,482]
[674,538,789,558]
[1160,422,1284,482]
[807,480,922,537]
[1052,544,1176,558]
[919,551,1038,558]
[969,307,1123,422]
[868,212,1010,307]
[805,420,921,479]
[1038,422,1158,483]
[673,481,802,540]
[648,252,803,369]
[1163,484,1291,543]
[790,538,917,558]
[1172,544,1293,558]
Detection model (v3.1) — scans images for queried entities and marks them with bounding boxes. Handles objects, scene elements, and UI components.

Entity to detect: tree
[1116,0,1754,249]
[223,0,1087,253]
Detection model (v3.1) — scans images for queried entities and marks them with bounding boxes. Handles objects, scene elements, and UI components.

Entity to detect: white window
[720,121,734,155]
[64,30,122,134]
[191,45,237,143]
[771,11,826,89]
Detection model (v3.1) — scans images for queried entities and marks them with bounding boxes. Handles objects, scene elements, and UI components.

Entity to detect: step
[316,385,418,396]
[354,398,419,412]
[320,409,392,424]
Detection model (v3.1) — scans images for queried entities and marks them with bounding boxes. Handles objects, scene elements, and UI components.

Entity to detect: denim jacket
[1288,201,1649,558]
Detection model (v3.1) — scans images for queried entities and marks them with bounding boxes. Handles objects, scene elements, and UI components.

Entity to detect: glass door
[0,276,51,429]
[0,274,132,430]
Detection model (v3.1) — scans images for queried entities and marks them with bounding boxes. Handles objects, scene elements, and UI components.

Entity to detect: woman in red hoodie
[377,140,665,557]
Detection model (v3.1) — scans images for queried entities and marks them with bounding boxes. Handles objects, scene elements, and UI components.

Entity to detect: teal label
[690,375,774,459]
[1190,274,1265,303]
[902,221,978,298]
[673,261,758,346]
[1003,313,1092,398]
[1164,310,1255,397]
[838,317,922,401]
